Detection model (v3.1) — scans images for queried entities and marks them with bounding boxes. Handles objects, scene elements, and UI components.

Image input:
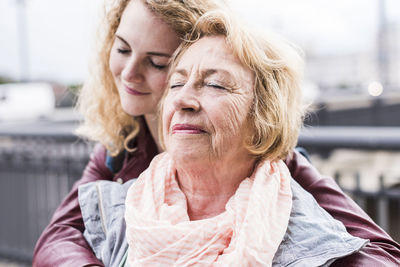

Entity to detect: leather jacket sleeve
[33,117,158,267]
[33,143,111,267]
[286,150,400,266]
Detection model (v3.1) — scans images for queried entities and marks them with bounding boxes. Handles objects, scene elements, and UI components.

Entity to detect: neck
[175,154,256,220]
[144,114,162,153]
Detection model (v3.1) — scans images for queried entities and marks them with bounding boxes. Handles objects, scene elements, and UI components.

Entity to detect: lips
[124,85,151,96]
[172,124,206,134]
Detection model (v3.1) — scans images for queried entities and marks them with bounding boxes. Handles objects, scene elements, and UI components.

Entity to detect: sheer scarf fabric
[125,153,292,266]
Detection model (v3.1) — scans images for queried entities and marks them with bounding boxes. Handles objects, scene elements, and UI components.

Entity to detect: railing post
[377,175,389,231]
[334,171,341,186]
[353,172,366,210]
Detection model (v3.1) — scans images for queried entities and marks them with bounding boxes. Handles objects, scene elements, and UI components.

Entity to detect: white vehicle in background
[0,82,55,122]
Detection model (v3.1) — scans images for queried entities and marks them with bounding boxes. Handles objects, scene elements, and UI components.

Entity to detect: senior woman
[79,10,367,266]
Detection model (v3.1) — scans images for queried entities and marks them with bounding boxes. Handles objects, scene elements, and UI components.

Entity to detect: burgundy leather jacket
[33,120,400,267]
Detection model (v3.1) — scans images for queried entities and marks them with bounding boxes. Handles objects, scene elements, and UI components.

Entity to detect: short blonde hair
[76,0,222,155]
[165,10,306,160]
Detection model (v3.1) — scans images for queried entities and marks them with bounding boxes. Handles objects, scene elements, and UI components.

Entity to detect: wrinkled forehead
[176,36,238,70]
[171,36,254,83]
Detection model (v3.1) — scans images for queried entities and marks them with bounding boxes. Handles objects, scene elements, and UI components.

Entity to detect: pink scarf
[125,153,292,266]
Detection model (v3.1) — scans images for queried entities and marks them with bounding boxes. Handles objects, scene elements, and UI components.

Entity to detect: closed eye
[170,83,184,89]
[149,58,167,70]
[117,48,130,54]
[206,82,226,90]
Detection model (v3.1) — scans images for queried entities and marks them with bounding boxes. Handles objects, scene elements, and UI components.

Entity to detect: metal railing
[305,96,400,127]
[0,124,399,263]
[298,126,400,242]
[0,124,94,262]
[335,174,400,238]
[299,126,400,154]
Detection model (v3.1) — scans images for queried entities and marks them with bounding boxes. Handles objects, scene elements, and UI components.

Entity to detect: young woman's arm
[33,143,110,267]
[287,150,400,266]
[33,118,158,267]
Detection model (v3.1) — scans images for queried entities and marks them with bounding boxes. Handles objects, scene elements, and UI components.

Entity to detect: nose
[172,83,200,112]
[121,55,144,83]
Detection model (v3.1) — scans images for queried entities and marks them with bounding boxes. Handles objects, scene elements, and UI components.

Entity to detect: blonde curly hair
[76,0,222,156]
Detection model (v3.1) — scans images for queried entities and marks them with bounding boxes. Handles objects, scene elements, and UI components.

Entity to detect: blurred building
[305,22,400,95]
[387,23,400,87]
[306,52,376,93]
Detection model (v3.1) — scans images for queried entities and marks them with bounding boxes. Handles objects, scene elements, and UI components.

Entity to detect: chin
[120,101,150,116]
[168,144,208,163]
[122,107,143,116]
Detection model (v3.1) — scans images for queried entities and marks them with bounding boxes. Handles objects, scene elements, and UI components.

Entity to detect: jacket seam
[95,181,108,236]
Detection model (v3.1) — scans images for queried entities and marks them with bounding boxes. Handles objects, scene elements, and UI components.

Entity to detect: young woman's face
[109,0,181,116]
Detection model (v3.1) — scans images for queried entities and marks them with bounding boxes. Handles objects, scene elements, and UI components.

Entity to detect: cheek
[161,95,174,143]
[148,71,168,94]
[213,97,250,134]
[209,96,252,153]
[109,50,123,78]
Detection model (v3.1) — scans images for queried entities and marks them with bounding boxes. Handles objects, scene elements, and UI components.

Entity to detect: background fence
[305,97,400,127]
[0,123,94,262]
[299,126,400,242]
[0,124,399,263]
[335,173,400,241]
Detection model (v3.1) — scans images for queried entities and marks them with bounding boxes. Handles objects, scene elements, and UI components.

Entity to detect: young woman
[33,0,400,266]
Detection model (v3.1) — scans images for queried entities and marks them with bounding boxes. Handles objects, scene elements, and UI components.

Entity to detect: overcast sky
[0,0,399,84]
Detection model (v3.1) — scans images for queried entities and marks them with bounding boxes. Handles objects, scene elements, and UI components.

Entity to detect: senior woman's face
[162,36,255,162]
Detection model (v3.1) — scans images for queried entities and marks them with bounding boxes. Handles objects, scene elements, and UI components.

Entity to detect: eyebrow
[204,69,228,77]
[115,35,172,57]
[172,68,233,78]
[115,35,129,47]
[147,52,172,57]
[172,68,188,77]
